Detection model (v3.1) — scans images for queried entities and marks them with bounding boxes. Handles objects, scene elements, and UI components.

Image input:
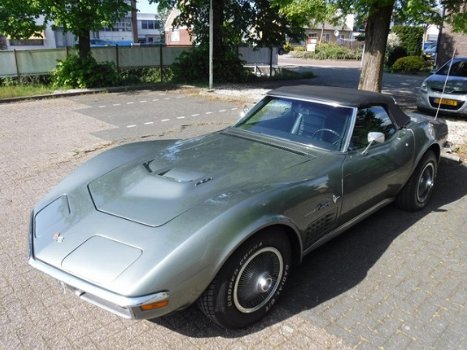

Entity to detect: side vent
[303,213,336,248]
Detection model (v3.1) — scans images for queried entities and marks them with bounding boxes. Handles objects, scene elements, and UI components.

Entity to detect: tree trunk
[358,1,394,92]
[78,31,91,59]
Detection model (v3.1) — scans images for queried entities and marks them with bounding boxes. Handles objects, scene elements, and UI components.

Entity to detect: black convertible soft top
[268,85,411,128]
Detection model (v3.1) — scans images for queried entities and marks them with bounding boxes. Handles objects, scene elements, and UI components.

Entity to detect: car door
[339,105,415,223]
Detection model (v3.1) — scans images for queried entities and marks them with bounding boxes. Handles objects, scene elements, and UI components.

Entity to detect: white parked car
[417,57,467,117]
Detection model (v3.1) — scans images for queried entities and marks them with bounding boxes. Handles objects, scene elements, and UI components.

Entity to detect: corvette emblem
[53,232,64,243]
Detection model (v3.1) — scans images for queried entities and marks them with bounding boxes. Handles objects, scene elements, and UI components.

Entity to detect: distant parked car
[90,39,115,47]
[423,46,437,61]
[423,42,437,52]
[417,57,467,117]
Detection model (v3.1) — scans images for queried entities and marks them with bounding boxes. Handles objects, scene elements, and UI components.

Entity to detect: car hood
[425,74,467,93]
[87,132,310,227]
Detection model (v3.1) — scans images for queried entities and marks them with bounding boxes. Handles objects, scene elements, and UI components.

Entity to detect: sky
[137,0,159,14]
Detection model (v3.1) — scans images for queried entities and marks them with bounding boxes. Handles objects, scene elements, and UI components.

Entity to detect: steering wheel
[312,128,340,141]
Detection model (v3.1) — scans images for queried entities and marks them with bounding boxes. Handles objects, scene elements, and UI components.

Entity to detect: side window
[349,106,396,150]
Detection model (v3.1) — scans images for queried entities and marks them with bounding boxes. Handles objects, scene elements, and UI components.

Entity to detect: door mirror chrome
[368,132,385,144]
[239,105,249,118]
[362,132,385,155]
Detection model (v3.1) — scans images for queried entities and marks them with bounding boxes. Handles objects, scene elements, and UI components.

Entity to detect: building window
[103,17,132,32]
[141,20,160,30]
[323,33,330,42]
[9,38,44,46]
[171,30,180,42]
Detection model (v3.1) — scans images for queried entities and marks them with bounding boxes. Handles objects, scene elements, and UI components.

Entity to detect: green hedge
[292,43,362,60]
[392,56,425,73]
[392,25,424,56]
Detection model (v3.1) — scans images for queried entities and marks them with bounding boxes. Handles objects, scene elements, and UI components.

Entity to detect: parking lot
[1,88,466,349]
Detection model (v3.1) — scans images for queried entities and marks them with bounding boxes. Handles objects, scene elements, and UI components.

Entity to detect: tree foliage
[0,0,44,39]
[0,0,131,58]
[155,0,307,49]
[392,25,424,56]
[43,0,132,58]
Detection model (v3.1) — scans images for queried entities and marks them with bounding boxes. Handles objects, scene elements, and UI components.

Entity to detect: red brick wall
[438,25,467,66]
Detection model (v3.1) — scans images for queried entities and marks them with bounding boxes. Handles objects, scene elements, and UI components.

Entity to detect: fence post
[116,45,120,71]
[160,44,163,82]
[13,49,20,78]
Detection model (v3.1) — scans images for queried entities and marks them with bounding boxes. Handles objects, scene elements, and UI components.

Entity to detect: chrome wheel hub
[233,247,283,314]
[417,163,435,203]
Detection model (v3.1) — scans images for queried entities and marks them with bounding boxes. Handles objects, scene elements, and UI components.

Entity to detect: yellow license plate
[434,98,458,107]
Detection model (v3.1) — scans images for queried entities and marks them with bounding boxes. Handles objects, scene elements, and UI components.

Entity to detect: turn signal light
[140,299,169,311]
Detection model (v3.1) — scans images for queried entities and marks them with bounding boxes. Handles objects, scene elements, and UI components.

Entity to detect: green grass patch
[0,85,55,99]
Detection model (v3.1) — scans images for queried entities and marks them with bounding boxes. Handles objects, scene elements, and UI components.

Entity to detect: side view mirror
[362,132,385,155]
[239,105,249,118]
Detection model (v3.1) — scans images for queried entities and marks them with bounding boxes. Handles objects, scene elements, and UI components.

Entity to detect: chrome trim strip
[342,108,358,152]
[303,198,394,257]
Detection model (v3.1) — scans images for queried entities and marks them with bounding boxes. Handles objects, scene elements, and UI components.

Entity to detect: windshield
[234,96,354,151]
[437,59,467,77]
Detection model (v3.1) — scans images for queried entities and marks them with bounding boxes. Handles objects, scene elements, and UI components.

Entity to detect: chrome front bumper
[28,257,170,319]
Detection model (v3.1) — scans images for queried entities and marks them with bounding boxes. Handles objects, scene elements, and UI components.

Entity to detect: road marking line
[191,113,200,117]
[144,122,154,125]
[98,105,106,108]
[177,116,186,119]
[164,97,171,100]
[126,125,136,128]
[231,107,238,110]
[152,99,159,102]
[126,102,134,105]
[140,100,147,103]
[113,103,121,106]
[205,111,213,115]
[161,119,170,122]
[219,109,227,113]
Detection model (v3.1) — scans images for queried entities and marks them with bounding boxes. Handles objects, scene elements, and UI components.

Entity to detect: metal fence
[0,46,277,77]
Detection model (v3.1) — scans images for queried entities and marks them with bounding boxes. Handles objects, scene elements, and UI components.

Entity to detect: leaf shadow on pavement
[149,158,467,337]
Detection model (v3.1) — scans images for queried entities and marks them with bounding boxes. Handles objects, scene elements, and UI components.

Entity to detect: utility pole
[131,0,138,43]
[209,0,213,90]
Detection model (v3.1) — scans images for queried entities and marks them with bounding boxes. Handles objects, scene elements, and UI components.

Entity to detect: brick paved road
[1,90,466,349]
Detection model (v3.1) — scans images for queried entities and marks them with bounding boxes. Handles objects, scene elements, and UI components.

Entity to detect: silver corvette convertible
[29,86,448,329]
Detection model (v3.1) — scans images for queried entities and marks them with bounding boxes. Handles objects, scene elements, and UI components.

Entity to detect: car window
[437,60,467,77]
[235,96,353,151]
[349,106,396,150]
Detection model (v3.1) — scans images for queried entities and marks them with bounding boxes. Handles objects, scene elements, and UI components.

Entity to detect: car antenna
[435,48,457,121]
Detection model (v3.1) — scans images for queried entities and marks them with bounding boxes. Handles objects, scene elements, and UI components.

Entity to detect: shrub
[0,75,51,86]
[53,55,120,88]
[283,42,293,53]
[386,46,407,67]
[171,45,253,83]
[291,43,362,60]
[293,46,305,52]
[392,56,425,73]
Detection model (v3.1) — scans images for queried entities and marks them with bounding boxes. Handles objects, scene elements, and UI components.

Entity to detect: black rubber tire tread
[396,150,437,211]
[197,229,291,329]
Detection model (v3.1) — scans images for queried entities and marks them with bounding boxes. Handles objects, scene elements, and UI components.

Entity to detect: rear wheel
[198,229,291,329]
[396,150,438,211]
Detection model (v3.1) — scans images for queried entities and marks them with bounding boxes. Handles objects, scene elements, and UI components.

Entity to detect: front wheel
[198,229,291,329]
[396,150,438,211]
